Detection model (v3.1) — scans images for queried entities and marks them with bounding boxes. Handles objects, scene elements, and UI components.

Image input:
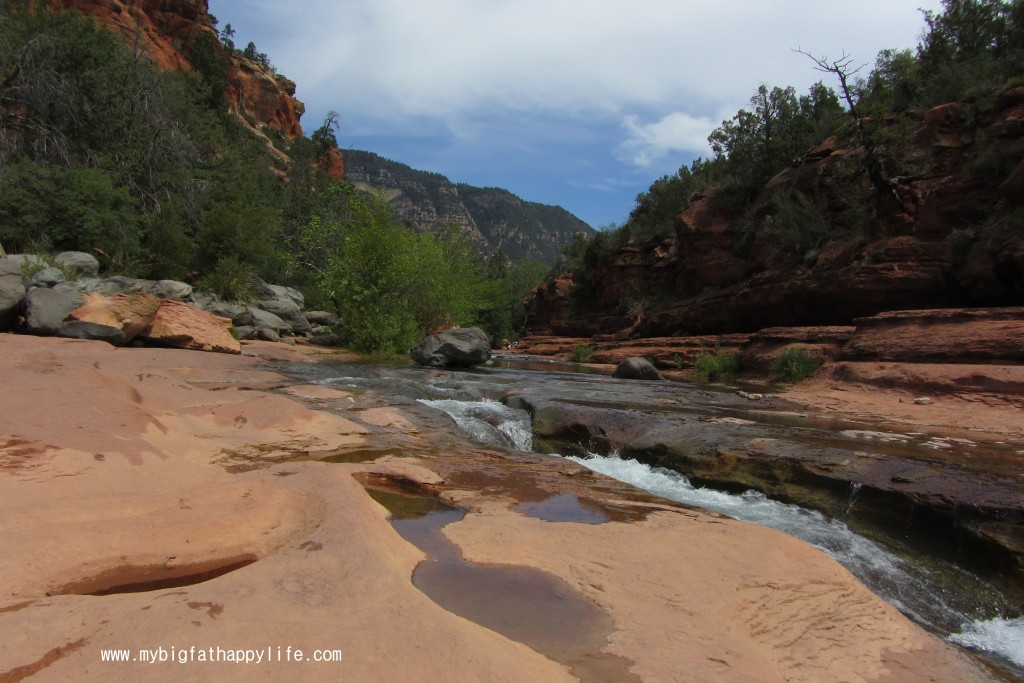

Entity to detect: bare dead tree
[795,48,899,202]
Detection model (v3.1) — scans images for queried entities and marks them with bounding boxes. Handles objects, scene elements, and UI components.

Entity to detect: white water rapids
[421,396,1024,672]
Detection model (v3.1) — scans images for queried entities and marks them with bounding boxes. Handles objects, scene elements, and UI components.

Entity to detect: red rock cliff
[50,0,305,138]
[527,90,1024,337]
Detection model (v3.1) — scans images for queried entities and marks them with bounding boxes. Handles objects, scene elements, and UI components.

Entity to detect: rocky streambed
[281,354,1024,678]
[1,335,1020,682]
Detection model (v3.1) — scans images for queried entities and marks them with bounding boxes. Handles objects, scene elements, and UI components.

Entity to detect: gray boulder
[84,275,143,295]
[232,325,256,340]
[150,279,192,300]
[56,320,126,346]
[31,267,66,288]
[257,327,280,342]
[410,327,491,367]
[234,307,289,332]
[206,301,247,321]
[0,254,45,275]
[612,357,662,381]
[257,297,309,333]
[259,282,304,308]
[304,310,338,326]
[308,334,343,347]
[54,251,99,279]
[0,275,26,330]
[23,287,84,335]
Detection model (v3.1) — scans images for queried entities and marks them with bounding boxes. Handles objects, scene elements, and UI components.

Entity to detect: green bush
[694,348,741,381]
[770,347,822,383]
[570,342,595,363]
[198,256,259,302]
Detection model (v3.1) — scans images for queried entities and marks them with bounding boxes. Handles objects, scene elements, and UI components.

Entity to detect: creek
[280,356,1024,677]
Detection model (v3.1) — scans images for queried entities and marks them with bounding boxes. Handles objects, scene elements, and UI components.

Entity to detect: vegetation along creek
[279,356,1024,680]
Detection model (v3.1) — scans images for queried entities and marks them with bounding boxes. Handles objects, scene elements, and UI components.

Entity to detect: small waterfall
[418,398,533,451]
[844,482,862,519]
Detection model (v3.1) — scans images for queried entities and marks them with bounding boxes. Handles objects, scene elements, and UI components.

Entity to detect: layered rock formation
[526,91,1024,336]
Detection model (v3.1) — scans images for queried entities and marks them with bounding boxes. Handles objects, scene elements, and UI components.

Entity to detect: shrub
[770,347,822,383]
[570,342,594,363]
[694,348,741,381]
[198,256,259,302]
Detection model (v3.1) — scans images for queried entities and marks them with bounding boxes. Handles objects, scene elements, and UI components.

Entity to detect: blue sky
[210,0,943,229]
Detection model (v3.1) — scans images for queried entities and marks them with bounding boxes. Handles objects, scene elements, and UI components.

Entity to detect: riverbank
[0,334,1002,682]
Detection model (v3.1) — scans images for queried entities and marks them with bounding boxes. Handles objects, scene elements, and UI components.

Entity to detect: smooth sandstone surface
[0,334,994,682]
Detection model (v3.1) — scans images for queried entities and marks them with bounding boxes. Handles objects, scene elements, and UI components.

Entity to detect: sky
[210,0,944,229]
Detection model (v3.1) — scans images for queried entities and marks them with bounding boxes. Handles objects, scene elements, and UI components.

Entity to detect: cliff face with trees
[343,150,594,262]
[527,0,1024,337]
[0,1,555,354]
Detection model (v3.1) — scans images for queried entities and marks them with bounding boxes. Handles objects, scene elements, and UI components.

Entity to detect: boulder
[232,325,256,340]
[55,320,126,346]
[308,334,343,347]
[256,297,309,333]
[0,275,26,330]
[257,327,280,342]
[151,279,192,301]
[612,357,662,381]
[410,327,491,367]
[31,267,66,288]
[234,307,288,332]
[54,251,100,279]
[141,300,241,354]
[83,275,145,296]
[260,282,304,308]
[205,301,248,321]
[66,292,162,343]
[304,310,338,326]
[23,287,84,335]
[0,254,45,275]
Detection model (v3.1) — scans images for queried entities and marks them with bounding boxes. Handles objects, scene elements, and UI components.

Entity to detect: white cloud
[616,111,716,168]
[217,0,943,124]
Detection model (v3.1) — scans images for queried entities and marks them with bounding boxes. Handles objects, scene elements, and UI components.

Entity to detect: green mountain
[342,149,594,262]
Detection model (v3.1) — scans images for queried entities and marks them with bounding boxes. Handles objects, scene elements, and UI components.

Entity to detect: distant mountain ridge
[342,149,594,262]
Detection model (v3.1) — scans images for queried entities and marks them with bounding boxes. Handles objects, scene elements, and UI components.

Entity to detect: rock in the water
[142,300,241,354]
[612,357,663,380]
[410,327,491,367]
[23,287,84,335]
[66,292,162,343]
[56,320,126,346]
[54,251,99,279]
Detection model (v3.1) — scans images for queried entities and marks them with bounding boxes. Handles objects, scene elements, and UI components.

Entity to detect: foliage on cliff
[544,0,1024,331]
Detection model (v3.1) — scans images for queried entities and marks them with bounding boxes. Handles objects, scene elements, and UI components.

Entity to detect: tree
[796,49,897,199]
[311,110,339,159]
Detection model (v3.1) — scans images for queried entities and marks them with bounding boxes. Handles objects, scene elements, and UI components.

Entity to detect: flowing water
[283,358,1024,675]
